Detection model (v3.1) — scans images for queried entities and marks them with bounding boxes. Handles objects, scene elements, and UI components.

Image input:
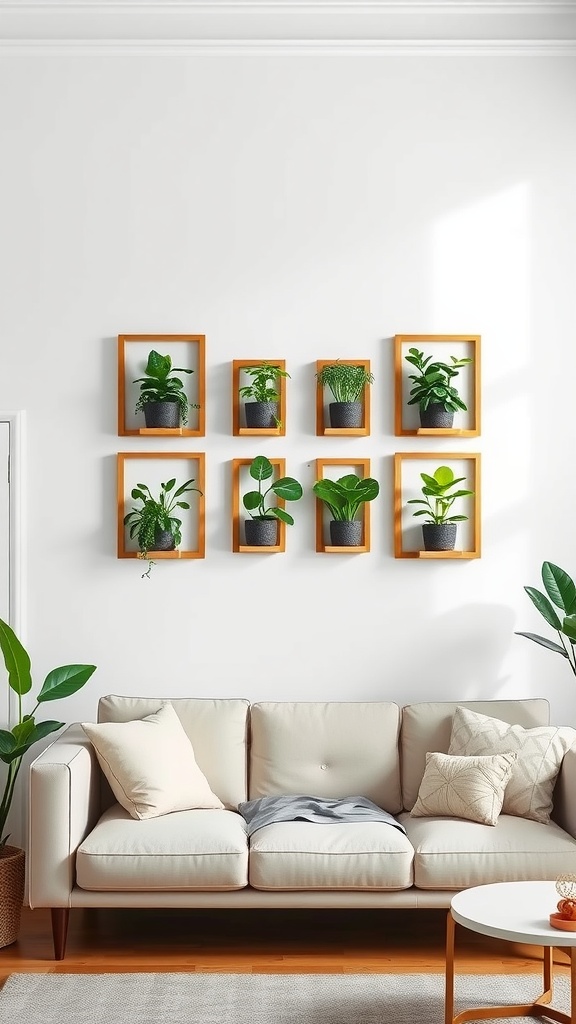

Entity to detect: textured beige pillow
[82,702,223,820]
[448,706,576,824]
[411,750,517,826]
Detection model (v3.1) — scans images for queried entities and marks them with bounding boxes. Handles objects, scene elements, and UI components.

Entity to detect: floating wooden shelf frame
[394,335,480,437]
[232,360,287,436]
[393,452,481,559]
[117,452,205,559]
[118,334,206,437]
[316,359,371,436]
[315,457,372,553]
[232,457,287,552]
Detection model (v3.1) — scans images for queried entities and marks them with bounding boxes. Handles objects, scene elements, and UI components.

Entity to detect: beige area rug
[0,971,570,1024]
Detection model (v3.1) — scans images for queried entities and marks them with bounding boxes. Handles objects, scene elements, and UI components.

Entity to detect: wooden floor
[0,907,571,985]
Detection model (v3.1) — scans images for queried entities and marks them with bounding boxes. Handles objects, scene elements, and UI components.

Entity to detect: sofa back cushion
[97,696,249,808]
[400,698,550,811]
[249,701,402,813]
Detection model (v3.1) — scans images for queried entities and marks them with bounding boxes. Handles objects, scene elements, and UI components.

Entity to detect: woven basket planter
[0,845,25,947]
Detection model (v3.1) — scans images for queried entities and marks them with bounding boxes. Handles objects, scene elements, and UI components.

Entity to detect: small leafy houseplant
[315,362,374,428]
[239,363,290,429]
[516,562,576,677]
[124,477,203,577]
[313,473,380,547]
[242,455,303,546]
[405,347,472,428]
[134,350,199,428]
[407,465,473,551]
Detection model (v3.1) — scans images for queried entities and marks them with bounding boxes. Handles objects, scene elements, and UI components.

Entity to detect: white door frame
[0,411,26,719]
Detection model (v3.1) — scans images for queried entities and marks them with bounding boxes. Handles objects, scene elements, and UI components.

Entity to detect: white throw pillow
[82,702,224,820]
[411,750,517,826]
[448,705,576,824]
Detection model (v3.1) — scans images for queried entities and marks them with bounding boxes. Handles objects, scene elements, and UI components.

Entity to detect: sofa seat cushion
[400,811,576,890]
[248,821,414,891]
[76,804,248,891]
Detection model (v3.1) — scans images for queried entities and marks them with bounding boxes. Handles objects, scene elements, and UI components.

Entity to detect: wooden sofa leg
[51,908,70,960]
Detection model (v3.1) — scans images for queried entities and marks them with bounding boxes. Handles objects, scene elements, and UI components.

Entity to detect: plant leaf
[144,350,171,380]
[249,455,273,482]
[563,614,576,642]
[524,587,563,630]
[0,617,32,697]
[272,478,303,501]
[242,491,262,511]
[542,562,576,614]
[271,507,294,525]
[36,664,96,703]
[514,631,568,657]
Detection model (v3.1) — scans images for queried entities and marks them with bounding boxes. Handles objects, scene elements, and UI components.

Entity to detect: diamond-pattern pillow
[448,706,576,824]
[410,750,517,826]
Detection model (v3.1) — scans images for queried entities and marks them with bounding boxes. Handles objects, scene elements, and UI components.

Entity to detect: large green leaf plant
[242,455,303,525]
[516,562,576,678]
[312,474,380,521]
[0,618,96,847]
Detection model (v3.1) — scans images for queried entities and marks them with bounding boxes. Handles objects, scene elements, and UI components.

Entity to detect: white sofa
[28,696,576,959]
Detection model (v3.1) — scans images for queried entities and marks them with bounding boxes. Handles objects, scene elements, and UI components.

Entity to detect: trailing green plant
[407,465,473,524]
[312,474,380,522]
[315,362,374,403]
[124,477,203,577]
[0,617,96,847]
[516,562,576,677]
[405,347,471,413]
[239,363,291,404]
[242,455,303,525]
[133,350,199,426]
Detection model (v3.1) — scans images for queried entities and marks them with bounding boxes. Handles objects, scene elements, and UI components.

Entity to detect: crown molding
[0,0,574,49]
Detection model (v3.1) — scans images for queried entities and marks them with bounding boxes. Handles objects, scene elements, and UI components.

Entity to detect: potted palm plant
[313,473,379,546]
[0,617,96,947]
[405,347,471,428]
[315,362,374,428]
[134,350,199,429]
[516,562,576,677]
[242,455,303,546]
[238,363,290,429]
[407,465,473,551]
[124,476,203,576]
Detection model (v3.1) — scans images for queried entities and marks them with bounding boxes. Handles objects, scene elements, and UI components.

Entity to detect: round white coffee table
[445,881,576,1024]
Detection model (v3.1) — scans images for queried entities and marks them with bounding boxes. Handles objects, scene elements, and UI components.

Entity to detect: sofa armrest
[552,744,576,839]
[28,724,101,908]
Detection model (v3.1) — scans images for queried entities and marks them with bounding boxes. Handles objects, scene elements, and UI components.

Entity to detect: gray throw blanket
[237,794,406,837]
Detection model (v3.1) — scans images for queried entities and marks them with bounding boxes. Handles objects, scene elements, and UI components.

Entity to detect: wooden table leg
[445,911,455,1024]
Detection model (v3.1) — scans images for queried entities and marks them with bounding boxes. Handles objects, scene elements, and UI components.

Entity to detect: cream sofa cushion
[448,706,576,824]
[76,805,248,890]
[83,703,223,820]
[248,820,413,891]
[400,699,550,811]
[411,751,517,826]
[98,695,250,809]
[249,701,402,813]
[400,811,576,889]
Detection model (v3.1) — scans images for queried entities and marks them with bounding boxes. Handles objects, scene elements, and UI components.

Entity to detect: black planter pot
[328,402,363,429]
[419,403,454,429]
[152,529,176,551]
[422,523,457,551]
[244,402,278,429]
[244,518,278,547]
[143,401,182,429]
[329,520,363,547]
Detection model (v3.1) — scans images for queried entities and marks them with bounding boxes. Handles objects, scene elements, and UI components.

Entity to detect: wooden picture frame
[316,359,371,436]
[314,457,372,553]
[118,452,205,559]
[394,335,480,437]
[393,452,481,559]
[118,334,206,437]
[232,457,287,552]
[232,360,287,436]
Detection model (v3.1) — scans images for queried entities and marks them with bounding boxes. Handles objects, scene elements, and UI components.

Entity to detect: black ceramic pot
[244,402,278,429]
[329,520,363,547]
[152,530,176,551]
[244,518,278,546]
[419,404,454,429]
[422,523,457,551]
[143,401,181,429]
[328,402,362,428]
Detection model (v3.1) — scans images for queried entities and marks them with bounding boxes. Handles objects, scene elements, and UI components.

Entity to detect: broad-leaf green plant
[242,455,303,526]
[312,474,380,522]
[516,562,576,678]
[124,477,203,577]
[407,465,473,524]
[315,363,374,403]
[134,350,199,426]
[238,363,291,404]
[0,617,96,847]
[405,348,471,413]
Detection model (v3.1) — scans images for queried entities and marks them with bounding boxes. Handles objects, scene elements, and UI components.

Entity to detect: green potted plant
[313,473,379,546]
[242,455,303,546]
[123,476,203,576]
[315,362,374,428]
[238,363,290,429]
[407,465,473,551]
[405,347,472,428]
[0,617,96,947]
[134,350,199,429]
[516,562,576,677]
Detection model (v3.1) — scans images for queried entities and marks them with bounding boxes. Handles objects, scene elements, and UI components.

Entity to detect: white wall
[0,49,575,773]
